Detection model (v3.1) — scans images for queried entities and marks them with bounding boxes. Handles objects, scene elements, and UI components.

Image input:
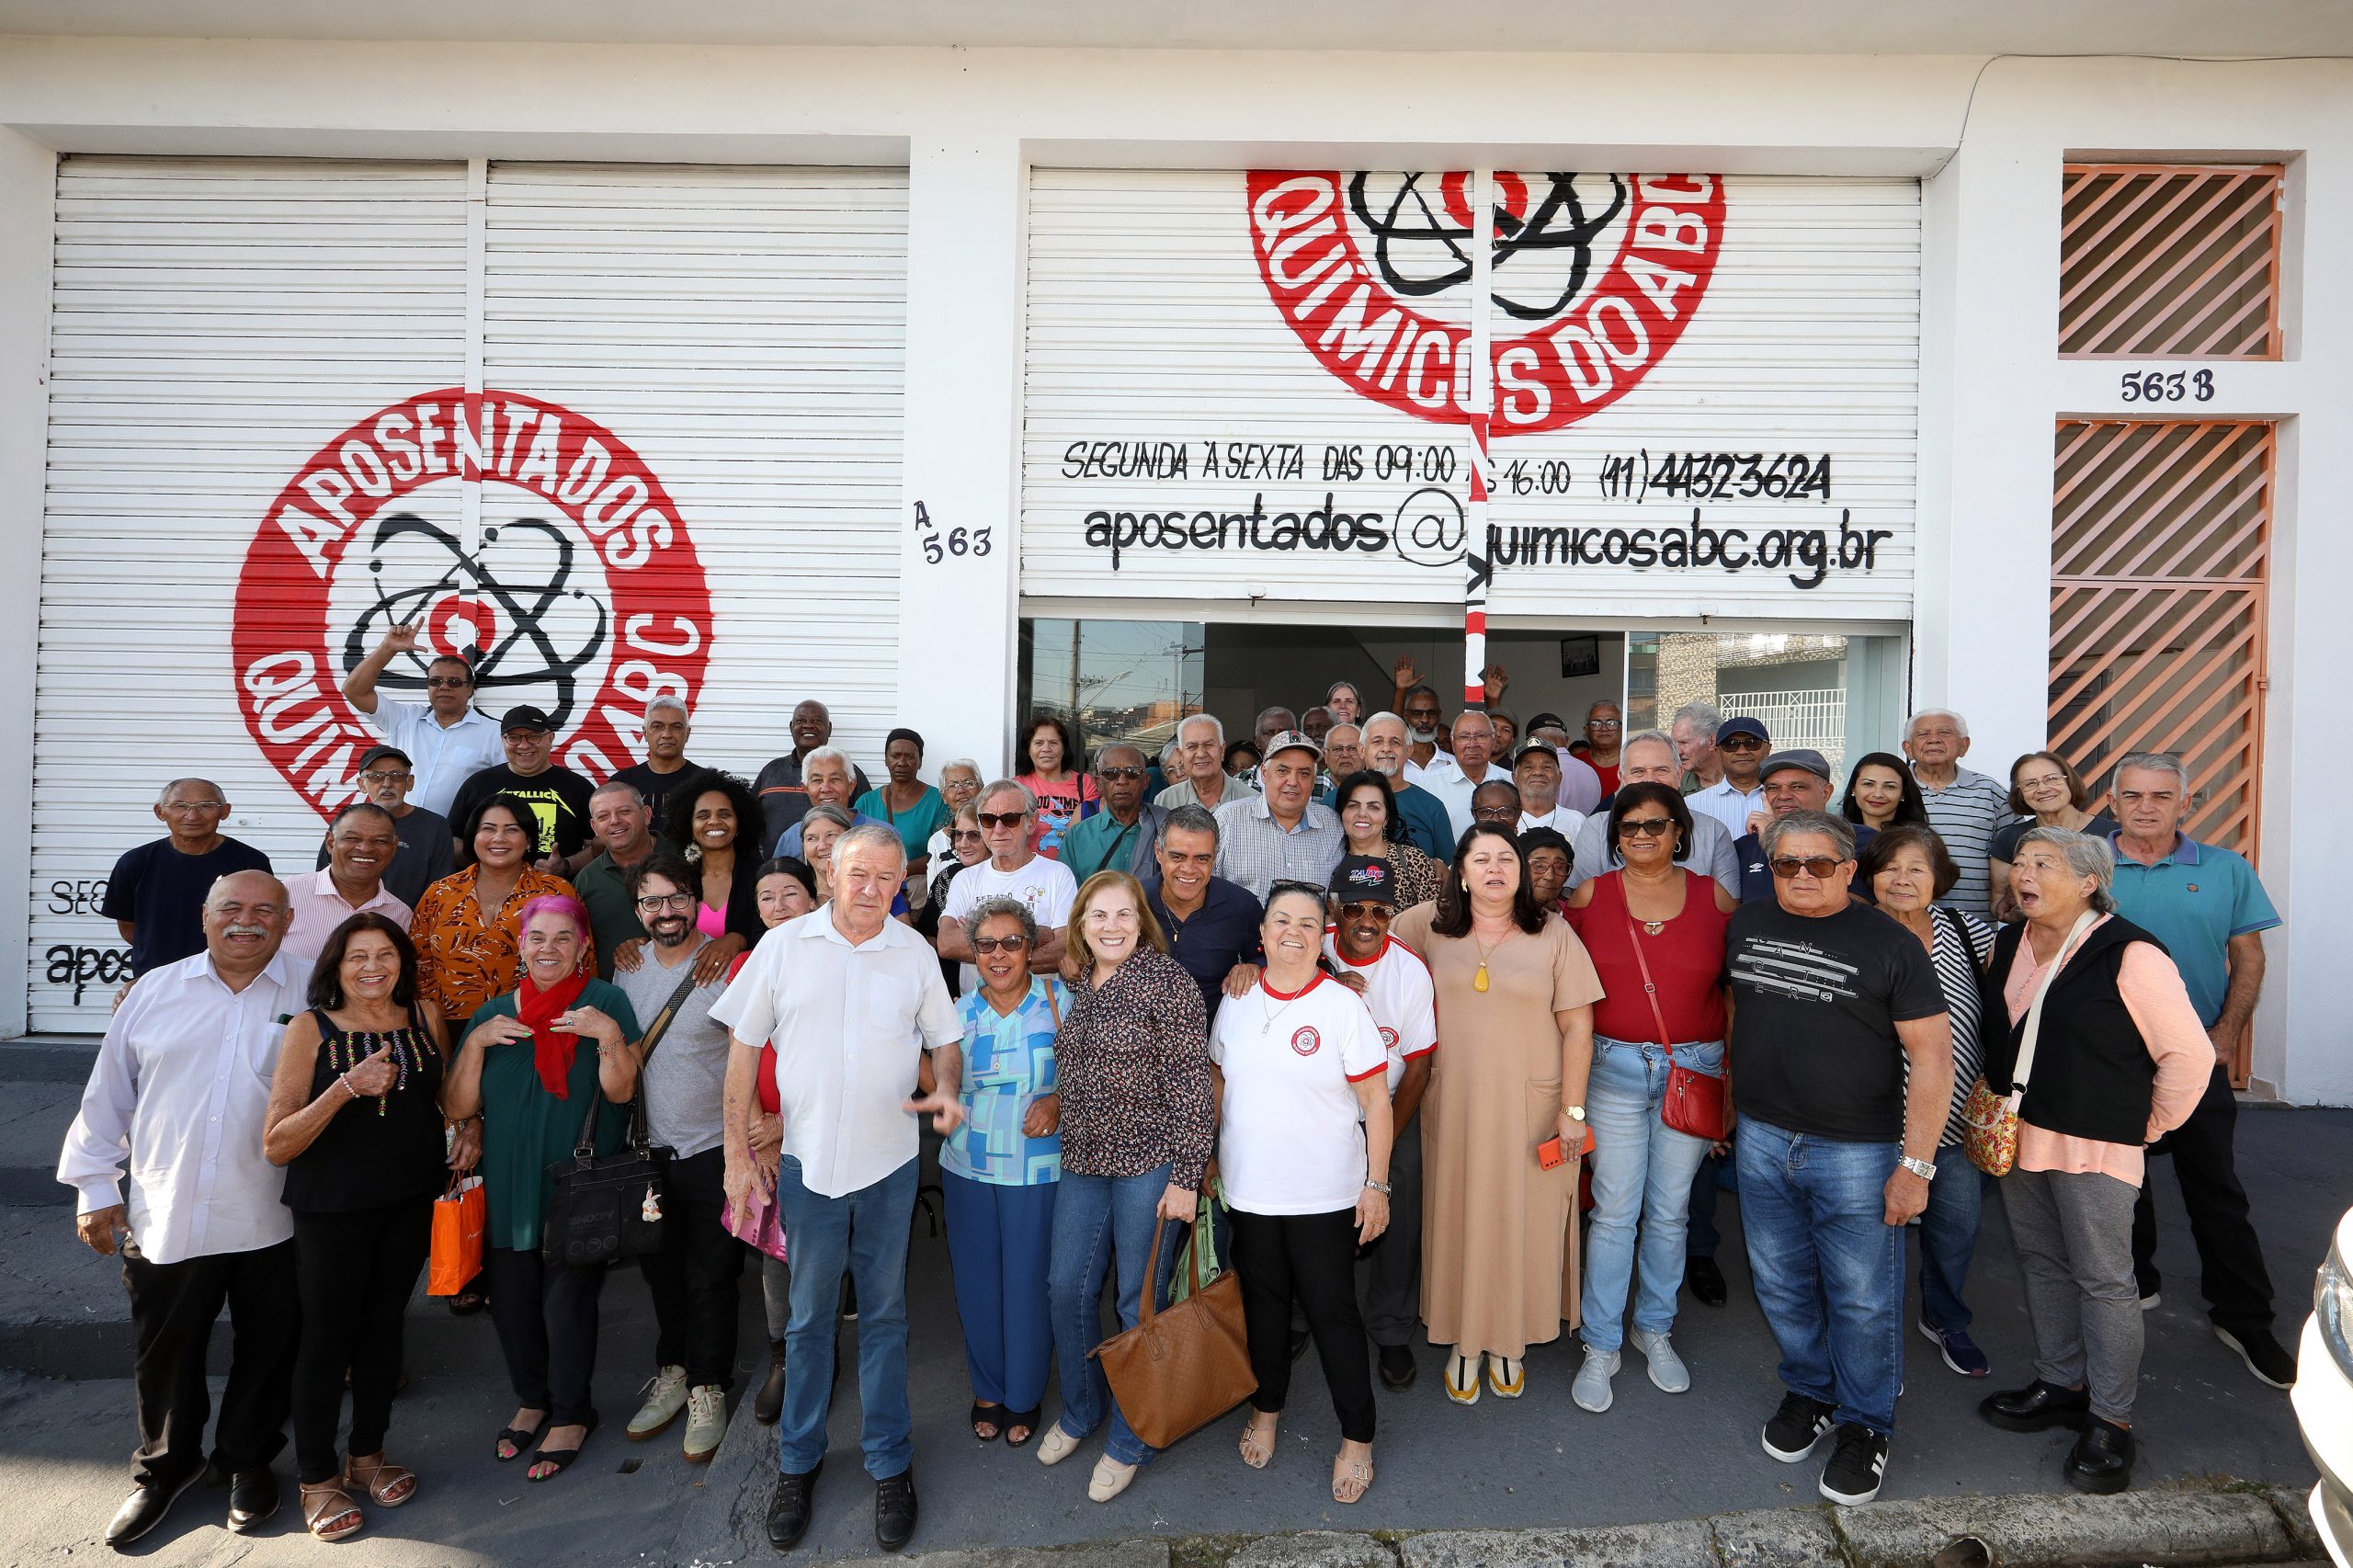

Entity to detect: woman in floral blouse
[410,793,592,1033]
[1036,869,1213,1505]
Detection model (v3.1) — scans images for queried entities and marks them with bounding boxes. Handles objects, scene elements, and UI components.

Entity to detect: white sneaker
[1632,1330,1691,1394]
[683,1384,727,1463]
[627,1365,689,1439]
[1571,1346,1620,1413]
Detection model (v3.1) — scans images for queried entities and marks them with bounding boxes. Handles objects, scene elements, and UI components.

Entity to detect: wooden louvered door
[2049,419,2274,1080]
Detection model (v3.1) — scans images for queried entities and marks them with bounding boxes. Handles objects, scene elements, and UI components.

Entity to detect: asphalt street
[0,1037,2340,1565]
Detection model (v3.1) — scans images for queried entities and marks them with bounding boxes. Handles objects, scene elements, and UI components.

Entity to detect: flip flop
[493,1413,549,1463]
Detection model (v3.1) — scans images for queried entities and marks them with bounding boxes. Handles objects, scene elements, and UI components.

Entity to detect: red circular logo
[232,390,713,819]
[1379,1026,1399,1052]
[1245,171,1725,435]
[1290,1025,1322,1057]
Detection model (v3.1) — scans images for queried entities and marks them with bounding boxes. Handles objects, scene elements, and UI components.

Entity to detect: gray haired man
[1143,805,1265,1023]
[610,695,703,817]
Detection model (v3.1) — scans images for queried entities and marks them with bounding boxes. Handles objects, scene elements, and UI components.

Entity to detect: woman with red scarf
[443,894,642,1483]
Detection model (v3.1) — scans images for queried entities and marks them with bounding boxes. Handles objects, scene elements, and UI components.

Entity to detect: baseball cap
[1525,711,1569,733]
[1715,716,1770,746]
[1760,747,1832,783]
[1261,729,1322,763]
[500,705,555,734]
[354,744,413,773]
[1511,742,1562,768]
[1328,854,1397,907]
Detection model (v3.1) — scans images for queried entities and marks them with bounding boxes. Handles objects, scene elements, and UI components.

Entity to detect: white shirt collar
[801,904,916,950]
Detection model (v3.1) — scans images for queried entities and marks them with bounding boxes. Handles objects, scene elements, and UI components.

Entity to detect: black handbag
[539,970,699,1268]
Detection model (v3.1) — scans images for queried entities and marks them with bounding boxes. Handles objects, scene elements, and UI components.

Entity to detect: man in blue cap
[1689,717,1771,839]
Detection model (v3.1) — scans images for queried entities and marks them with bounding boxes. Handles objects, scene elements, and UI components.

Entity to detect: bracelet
[1364,1177,1392,1195]
[338,1074,360,1101]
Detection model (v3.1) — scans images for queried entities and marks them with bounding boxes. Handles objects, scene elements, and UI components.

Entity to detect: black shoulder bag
[540,967,701,1268]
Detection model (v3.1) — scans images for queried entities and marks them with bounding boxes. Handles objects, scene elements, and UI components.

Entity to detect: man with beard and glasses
[61,871,304,1547]
[615,854,746,1467]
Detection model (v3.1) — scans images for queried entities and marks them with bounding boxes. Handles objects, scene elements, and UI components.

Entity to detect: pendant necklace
[1472,929,1512,994]
[1260,986,1307,1038]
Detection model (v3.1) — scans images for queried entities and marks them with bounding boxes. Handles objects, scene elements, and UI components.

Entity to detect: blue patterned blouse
[943,978,1065,1186]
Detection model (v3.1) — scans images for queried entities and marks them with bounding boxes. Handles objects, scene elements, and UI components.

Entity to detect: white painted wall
[0,38,2346,1097]
[0,126,52,1040]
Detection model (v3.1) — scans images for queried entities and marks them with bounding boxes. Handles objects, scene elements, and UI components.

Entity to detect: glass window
[1627,631,1908,780]
[1017,619,1205,763]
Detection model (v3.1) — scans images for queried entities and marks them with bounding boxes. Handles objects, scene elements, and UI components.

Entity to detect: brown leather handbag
[1089,1212,1256,1449]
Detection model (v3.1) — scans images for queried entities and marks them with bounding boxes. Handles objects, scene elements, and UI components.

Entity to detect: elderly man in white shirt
[338,624,506,818]
[58,869,305,1548]
[1419,710,1514,844]
[714,824,964,1555]
[282,802,414,969]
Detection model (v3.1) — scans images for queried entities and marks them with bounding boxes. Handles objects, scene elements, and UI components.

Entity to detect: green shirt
[574,839,676,979]
[470,978,642,1252]
[855,786,951,861]
[1060,807,1145,884]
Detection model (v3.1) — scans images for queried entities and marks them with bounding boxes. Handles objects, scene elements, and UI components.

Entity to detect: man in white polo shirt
[338,624,506,819]
[1321,855,1437,1393]
[714,825,963,1555]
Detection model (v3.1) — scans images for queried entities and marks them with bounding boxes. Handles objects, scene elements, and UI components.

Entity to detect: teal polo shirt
[2106,831,2279,1026]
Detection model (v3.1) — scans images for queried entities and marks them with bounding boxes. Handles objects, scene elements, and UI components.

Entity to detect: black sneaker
[2213,1324,2297,1390]
[767,1463,821,1552]
[1761,1392,1836,1462]
[1685,1255,1729,1307]
[874,1468,917,1552]
[1818,1423,1889,1506]
[1377,1343,1418,1391]
[840,1278,858,1321]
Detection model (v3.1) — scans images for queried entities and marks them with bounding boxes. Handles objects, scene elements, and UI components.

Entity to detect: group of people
[63,626,2298,1554]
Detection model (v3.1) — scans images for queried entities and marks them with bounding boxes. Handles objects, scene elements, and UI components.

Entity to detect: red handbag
[1627,915,1731,1142]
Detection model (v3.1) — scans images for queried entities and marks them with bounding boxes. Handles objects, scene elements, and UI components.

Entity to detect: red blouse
[1566,869,1731,1045]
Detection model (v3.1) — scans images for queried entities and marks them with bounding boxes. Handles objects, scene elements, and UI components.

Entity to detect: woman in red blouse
[1563,781,1738,1415]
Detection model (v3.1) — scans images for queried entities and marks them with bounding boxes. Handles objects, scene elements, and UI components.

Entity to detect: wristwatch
[1897,1153,1937,1181]
[1364,1178,1392,1195]
[1562,1105,1587,1122]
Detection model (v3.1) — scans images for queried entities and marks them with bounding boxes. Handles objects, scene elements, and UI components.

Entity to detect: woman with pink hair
[443,892,643,1483]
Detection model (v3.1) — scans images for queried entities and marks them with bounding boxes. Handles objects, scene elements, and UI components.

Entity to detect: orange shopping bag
[428,1174,485,1296]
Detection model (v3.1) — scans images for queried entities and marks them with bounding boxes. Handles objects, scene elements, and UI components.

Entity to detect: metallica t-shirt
[1725,898,1946,1142]
[446,763,596,860]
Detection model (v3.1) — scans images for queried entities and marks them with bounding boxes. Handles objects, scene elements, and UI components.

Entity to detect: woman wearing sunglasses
[942,896,1067,1449]
[1562,782,1737,1414]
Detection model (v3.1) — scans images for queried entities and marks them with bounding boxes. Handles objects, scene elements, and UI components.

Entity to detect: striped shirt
[1917,767,2013,918]
[1927,906,1995,1146]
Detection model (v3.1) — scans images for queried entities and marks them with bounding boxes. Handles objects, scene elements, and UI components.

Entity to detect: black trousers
[637,1147,745,1389]
[290,1199,432,1483]
[122,1238,299,1487]
[1229,1207,1376,1443]
[2133,1062,2277,1333]
[483,1245,608,1426]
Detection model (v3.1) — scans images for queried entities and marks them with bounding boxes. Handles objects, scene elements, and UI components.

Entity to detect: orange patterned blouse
[409,865,594,1026]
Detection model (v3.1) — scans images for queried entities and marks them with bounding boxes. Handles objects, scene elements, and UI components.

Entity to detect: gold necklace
[1471,927,1513,993]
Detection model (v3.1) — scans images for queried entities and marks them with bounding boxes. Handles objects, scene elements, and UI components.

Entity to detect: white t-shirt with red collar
[1209,971,1389,1216]
[1321,931,1438,1093]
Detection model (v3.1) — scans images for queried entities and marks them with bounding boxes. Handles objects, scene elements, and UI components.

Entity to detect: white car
[2296,1204,2353,1568]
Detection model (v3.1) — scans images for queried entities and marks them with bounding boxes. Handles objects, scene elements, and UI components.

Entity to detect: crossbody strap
[1623,913,1678,1062]
[2011,907,2101,1097]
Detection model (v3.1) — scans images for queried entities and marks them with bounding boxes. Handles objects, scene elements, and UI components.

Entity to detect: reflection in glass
[1628,631,1907,781]
[1017,619,1205,762]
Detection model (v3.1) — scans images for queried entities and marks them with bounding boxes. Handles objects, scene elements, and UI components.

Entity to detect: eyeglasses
[358,770,413,785]
[424,676,472,689]
[1472,805,1518,821]
[1586,718,1622,730]
[1617,817,1676,838]
[162,801,227,813]
[636,892,698,912]
[1720,735,1766,751]
[1768,856,1845,880]
[1098,767,1147,781]
[949,828,984,843]
[2016,773,2069,791]
[977,812,1028,829]
[972,934,1031,954]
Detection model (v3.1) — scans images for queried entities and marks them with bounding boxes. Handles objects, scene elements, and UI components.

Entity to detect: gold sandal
[301,1481,363,1542]
[1333,1453,1374,1505]
[1238,1413,1278,1470]
[345,1454,417,1508]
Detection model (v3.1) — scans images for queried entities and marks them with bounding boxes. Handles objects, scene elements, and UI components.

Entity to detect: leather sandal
[345,1454,416,1507]
[300,1481,362,1542]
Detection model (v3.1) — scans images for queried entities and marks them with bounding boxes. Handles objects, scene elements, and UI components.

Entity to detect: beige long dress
[1392,905,1605,1358]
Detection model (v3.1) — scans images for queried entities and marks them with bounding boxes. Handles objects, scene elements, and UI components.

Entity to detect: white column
[894,136,1026,780]
[0,130,53,1039]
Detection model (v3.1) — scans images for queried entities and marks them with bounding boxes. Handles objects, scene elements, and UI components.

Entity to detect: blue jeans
[1917,1142,1988,1333]
[773,1154,918,1479]
[1047,1166,1184,1467]
[1736,1117,1904,1435]
[1580,1037,1721,1352]
[942,1171,1059,1415]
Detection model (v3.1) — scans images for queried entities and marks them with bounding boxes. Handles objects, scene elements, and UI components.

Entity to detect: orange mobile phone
[1536,1135,1565,1170]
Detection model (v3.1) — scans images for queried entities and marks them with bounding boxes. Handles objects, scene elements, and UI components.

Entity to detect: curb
[674,1477,2323,1568]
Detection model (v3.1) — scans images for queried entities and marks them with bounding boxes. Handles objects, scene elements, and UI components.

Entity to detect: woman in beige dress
[1391,820,1603,1405]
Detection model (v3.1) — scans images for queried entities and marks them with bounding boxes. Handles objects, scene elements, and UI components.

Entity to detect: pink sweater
[2001,915,2211,1185]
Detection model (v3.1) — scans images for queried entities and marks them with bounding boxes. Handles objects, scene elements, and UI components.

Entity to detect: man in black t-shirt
[1726,809,1951,1508]
[608,695,702,821]
[313,744,454,908]
[102,778,274,978]
[444,707,597,876]
[753,699,870,848]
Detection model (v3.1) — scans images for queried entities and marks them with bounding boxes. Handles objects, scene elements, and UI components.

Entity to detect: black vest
[1978,915,2170,1148]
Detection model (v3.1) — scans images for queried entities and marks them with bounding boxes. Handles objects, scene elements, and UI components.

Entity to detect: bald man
[102,778,275,979]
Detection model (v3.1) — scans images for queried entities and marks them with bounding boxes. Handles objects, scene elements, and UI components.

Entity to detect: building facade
[0,17,2346,1101]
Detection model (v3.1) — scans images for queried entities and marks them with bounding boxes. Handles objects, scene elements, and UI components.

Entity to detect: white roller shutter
[33,157,469,1031]
[30,156,908,1033]
[1020,169,1917,620]
[482,163,907,775]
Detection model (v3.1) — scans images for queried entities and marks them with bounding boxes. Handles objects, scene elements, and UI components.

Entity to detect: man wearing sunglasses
[1058,744,1165,884]
[340,623,506,819]
[938,782,1074,994]
[1733,750,1871,904]
[1726,809,1953,1507]
[1688,716,1773,841]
